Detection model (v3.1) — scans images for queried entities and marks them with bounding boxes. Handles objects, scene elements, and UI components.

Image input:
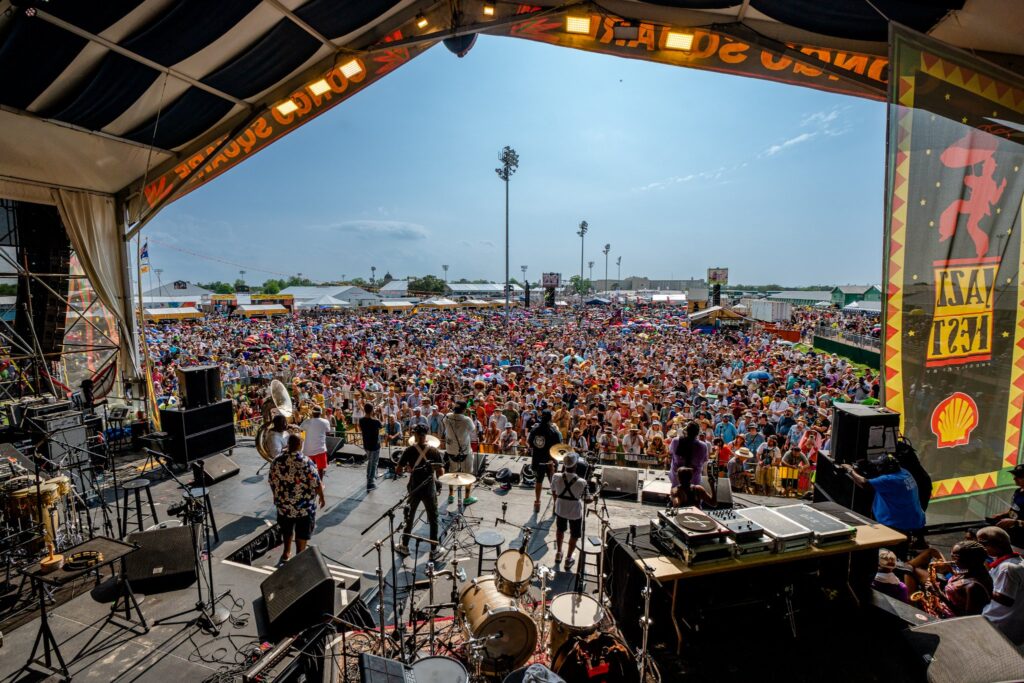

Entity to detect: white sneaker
[395,543,410,556]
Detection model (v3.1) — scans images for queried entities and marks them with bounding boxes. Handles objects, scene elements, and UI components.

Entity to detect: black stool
[120,478,158,537]
[475,529,505,575]
[575,536,603,585]
[188,487,219,543]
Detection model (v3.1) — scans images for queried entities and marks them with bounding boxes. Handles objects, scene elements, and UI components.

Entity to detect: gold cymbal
[438,472,477,487]
[407,434,441,448]
[549,444,573,462]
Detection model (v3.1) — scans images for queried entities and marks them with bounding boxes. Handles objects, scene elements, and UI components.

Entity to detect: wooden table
[625,514,905,653]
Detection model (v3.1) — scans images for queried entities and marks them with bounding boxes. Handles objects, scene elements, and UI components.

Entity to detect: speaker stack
[175,365,223,408]
[160,399,235,464]
[829,403,900,465]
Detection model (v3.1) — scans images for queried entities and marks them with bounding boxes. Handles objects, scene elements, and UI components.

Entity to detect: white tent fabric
[56,190,141,379]
[296,294,351,308]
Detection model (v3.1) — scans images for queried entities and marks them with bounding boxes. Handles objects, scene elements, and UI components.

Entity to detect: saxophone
[910,563,954,618]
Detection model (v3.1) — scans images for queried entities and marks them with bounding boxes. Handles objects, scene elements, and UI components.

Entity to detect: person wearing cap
[551,452,587,570]
[989,464,1024,548]
[842,455,926,536]
[977,526,1024,644]
[872,549,909,602]
[442,401,478,506]
[527,409,562,513]
[395,424,445,557]
[299,405,331,481]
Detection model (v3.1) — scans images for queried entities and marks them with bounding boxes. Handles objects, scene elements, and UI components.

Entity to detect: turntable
[655,507,736,564]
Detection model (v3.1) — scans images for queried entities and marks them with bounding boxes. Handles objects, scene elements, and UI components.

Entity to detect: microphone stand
[360,474,435,664]
[152,453,230,634]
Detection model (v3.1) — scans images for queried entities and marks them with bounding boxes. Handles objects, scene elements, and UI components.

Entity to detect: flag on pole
[140,241,150,273]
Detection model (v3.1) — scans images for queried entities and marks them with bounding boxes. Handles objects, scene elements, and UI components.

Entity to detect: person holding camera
[269,433,326,564]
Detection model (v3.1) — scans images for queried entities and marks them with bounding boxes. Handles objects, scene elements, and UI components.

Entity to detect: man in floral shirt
[269,433,325,564]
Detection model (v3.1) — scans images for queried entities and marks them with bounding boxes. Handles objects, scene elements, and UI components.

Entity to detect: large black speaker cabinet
[191,452,239,486]
[830,403,901,465]
[261,547,338,638]
[904,615,1024,683]
[5,201,71,363]
[125,524,198,592]
[812,453,874,518]
[160,400,235,464]
[175,365,222,409]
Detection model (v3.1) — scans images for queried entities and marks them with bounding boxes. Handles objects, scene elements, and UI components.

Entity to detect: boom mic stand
[152,453,230,634]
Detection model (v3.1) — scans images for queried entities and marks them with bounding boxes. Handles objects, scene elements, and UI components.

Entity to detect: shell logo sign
[930,392,979,449]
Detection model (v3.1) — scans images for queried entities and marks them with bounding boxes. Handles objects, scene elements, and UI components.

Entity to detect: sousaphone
[255,380,303,462]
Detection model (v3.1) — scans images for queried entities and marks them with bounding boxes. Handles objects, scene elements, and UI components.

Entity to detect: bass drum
[551,631,638,683]
[458,576,537,675]
[411,656,468,683]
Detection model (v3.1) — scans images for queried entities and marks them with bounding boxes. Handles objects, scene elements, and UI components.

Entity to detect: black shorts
[531,456,554,480]
[278,511,315,541]
[556,515,582,537]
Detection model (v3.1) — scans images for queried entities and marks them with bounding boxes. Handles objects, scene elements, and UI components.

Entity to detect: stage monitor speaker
[160,400,235,464]
[192,453,239,486]
[125,524,198,592]
[261,547,338,638]
[830,403,901,465]
[601,466,639,497]
[175,365,222,409]
[903,615,1024,683]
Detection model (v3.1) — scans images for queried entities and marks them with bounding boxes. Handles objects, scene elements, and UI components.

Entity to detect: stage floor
[0,445,927,682]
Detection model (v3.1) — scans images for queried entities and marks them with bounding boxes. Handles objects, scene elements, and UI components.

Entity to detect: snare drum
[458,576,537,675]
[411,656,468,683]
[547,592,604,661]
[495,548,534,596]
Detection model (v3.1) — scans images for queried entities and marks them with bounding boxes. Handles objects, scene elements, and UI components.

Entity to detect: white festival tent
[295,294,352,309]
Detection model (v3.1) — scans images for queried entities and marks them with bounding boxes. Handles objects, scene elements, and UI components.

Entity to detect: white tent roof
[236,304,288,314]
[380,300,414,308]
[296,294,351,308]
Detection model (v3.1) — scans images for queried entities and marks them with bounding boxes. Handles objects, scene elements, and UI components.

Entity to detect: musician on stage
[300,406,331,481]
[551,452,587,570]
[395,424,444,558]
[528,410,562,513]
[269,433,325,565]
[441,401,477,506]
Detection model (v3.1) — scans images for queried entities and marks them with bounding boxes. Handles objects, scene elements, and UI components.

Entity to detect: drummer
[551,452,587,570]
[395,424,445,559]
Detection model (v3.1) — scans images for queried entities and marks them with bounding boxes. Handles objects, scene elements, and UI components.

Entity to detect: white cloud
[310,220,429,240]
[802,110,839,127]
[763,132,817,157]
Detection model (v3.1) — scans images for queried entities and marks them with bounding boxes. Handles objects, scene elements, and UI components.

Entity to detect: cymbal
[438,472,477,487]
[549,444,573,462]
[407,434,441,448]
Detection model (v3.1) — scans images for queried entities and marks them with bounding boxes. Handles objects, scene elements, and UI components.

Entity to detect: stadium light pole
[588,261,594,293]
[495,146,519,319]
[602,244,610,294]
[616,256,621,285]
[370,265,376,285]
[442,264,448,284]
[577,220,588,308]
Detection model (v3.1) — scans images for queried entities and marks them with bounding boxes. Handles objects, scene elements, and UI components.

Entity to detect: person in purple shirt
[669,422,704,486]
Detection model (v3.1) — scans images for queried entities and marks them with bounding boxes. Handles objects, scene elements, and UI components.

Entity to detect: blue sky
[143,35,886,288]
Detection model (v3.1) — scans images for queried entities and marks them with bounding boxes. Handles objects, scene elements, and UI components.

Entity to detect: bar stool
[120,478,158,537]
[188,487,219,543]
[474,530,505,575]
[575,535,603,586]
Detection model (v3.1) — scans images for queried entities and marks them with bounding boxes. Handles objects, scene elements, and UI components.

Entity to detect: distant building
[831,285,881,307]
[378,280,409,298]
[446,283,523,298]
[142,281,213,298]
[281,285,380,307]
[594,277,706,292]
[768,290,834,306]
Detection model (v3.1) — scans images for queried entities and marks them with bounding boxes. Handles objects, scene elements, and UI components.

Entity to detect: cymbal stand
[370,536,389,656]
[636,560,659,682]
[426,559,437,656]
[594,494,612,604]
[535,564,554,657]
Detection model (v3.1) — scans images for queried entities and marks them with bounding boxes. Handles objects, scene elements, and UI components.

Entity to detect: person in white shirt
[551,453,588,570]
[978,526,1024,645]
[300,406,332,480]
[441,402,478,506]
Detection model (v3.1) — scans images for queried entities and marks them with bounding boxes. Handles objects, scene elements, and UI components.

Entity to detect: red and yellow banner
[883,27,1024,516]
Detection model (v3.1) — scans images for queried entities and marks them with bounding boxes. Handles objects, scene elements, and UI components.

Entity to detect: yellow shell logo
[930,392,979,449]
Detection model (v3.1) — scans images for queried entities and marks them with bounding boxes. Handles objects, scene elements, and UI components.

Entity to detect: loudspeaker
[175,365,222,409]
[125,524,198,592]
[812,454,874,517]
[191,453,239,486]
[160,400,235,463]
[261,547,339,638]
[903,615,1024,683]
[830,403,900,465]
[601,466,639,497]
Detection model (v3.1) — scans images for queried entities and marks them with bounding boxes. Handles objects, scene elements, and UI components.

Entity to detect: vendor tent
[585,297,611,306]
[144,306,202,321]
[421,297,459,308]
[378,301,414,310]
[296,294,351,309]
[843,300,883,315]
[235,304,288,317]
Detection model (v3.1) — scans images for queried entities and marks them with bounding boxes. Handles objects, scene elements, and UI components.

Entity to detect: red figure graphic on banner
[938,131,1006,258]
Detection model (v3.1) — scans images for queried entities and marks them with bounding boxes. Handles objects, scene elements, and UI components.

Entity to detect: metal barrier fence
[814,325,881,351]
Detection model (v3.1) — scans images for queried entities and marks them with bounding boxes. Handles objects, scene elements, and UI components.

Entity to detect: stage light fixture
[613,24,639,41]
[340,59,362,78]
[275,100,299,115]
[565,15,591,34]
[665,31,695,51]
[308,79,331,96]
[483,3,495,15]
[416,14,429,29]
